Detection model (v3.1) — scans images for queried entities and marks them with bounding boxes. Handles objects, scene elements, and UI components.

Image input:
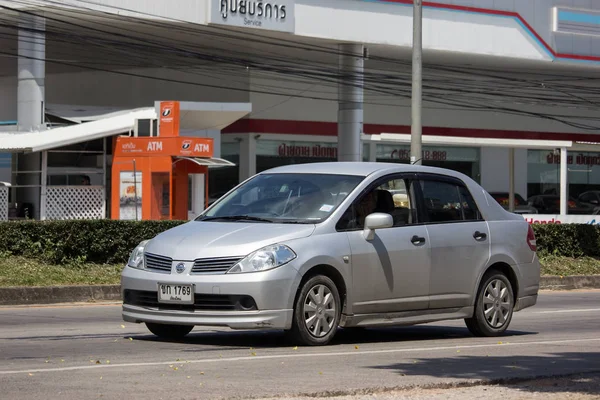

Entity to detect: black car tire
[287,275,341,346]
[145,322,194,339]
[465,270,514,337]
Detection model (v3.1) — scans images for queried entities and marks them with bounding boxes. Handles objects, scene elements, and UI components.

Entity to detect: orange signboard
[114,136,213,157]
[159,101,180,137]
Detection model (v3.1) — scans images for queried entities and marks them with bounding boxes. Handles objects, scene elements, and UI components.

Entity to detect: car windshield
[197,173,365,223]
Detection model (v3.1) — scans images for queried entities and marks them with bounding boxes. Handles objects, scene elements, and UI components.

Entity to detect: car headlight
[228,244,296,274]
[127,240,150,270]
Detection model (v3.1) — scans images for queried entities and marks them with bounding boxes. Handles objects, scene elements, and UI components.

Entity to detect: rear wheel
[288,275,341,346]
[465,271,514,337]
[145,322,194,339]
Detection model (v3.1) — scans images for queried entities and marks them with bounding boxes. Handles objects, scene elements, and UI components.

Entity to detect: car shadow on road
[132,325,537,349]
[368,351,600,396]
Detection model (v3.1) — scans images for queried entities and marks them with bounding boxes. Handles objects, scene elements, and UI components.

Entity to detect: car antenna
[411,158,423,165]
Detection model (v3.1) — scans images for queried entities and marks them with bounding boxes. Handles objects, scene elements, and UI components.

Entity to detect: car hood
[144,221,316,260]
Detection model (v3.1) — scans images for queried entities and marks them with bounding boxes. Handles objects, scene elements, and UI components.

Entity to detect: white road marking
[1,337,599,376]
[534,308,600,314]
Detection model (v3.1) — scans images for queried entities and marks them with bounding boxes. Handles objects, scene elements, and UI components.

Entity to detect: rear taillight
[527,225,537,252]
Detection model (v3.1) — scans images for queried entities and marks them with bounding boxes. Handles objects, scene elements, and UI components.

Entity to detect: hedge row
[532,224,600,258]
[0,220,186,265]
[0,220,598,265]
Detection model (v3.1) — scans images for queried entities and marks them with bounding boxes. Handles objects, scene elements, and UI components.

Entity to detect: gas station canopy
[0,101,252,153]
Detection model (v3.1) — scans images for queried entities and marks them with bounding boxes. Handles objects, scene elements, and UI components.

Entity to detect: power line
[4,0,600,130]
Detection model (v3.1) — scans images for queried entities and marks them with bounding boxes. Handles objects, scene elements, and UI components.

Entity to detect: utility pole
[410,0,423,165]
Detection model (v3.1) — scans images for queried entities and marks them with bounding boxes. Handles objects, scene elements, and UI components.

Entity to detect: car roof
[257,162,523,222]
[261,162,468,178]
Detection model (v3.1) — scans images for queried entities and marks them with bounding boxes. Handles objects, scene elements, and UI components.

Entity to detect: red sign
[546,152,600,166]
[114,136,213,157]
[277,143,337,158]
[159,101,180,137]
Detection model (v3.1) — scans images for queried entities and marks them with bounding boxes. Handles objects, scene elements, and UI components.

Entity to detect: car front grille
[191,257,242,275]
[123,290,257,311]
[145,253,172,273]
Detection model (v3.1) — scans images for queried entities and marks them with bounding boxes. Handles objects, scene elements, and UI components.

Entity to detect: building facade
[2,0,600,219]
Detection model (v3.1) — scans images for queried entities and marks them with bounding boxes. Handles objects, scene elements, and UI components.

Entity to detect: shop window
[256,140,338,175]
[47,174,97,186]
[527,149,600,214]
[375,144,481,183]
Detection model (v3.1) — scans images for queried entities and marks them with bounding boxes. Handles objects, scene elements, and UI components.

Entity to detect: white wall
[295,0,550,61]
[0,76,17,122]
[46,67,249,109]
[480,147,528,197]
[0,0,210,24]
[249,70,600,135]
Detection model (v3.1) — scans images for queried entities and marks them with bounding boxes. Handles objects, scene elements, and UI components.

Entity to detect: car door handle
[411,235,426,246]
[473,231,487,241]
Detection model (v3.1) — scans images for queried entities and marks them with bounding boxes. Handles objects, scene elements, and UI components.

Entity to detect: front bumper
[122,305,293,330]
[121,262,301,330]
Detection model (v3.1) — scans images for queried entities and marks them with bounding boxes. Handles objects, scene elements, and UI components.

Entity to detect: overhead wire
[4,0,600,130]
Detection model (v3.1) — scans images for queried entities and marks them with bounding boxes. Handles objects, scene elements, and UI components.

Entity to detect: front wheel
[287,275,341,346]
[145,322,194,339]
[465,271,514,337]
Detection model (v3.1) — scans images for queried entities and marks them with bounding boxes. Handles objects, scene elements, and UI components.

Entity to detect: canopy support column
[508,148,515,212]
[560,147,568,215]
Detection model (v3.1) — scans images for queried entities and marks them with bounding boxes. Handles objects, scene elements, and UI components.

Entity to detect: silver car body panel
[121,162,540,331]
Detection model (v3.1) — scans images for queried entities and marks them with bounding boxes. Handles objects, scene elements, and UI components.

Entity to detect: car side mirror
[363,213,393,241]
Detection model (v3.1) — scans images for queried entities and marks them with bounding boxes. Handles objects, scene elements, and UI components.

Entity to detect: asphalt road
[0,291,599,400]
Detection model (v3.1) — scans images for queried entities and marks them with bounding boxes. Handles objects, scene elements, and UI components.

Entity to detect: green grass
[0,255,598,287]
[0,256,123,287]
[539,255,600,277]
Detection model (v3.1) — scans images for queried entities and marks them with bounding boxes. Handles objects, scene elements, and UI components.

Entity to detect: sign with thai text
[208,0,295,33]
[257,140,337,158]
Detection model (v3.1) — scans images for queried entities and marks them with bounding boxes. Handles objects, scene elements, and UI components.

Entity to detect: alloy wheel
[482,278,512,329]
[303,284,337,338]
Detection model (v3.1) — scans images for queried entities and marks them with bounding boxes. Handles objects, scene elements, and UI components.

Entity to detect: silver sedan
[121,162,540,346]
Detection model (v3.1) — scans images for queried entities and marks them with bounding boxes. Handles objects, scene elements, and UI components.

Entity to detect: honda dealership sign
[523,214,600,225]
[208,0,295,33]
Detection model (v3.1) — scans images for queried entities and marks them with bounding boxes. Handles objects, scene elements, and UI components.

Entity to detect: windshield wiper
[277,219,314,224]
[200,215,274,223]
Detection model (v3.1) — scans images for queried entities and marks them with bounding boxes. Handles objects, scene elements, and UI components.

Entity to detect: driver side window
[336,177,417,231]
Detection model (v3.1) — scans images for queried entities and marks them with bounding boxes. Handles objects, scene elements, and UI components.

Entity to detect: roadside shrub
[531,224,600,258]
[0,220,186,265]
[0,220,599,266]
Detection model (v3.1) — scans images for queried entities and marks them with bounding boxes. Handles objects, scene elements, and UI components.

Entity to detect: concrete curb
[0,284,121,306]
[0,276,599,306]
[539,275,600,291]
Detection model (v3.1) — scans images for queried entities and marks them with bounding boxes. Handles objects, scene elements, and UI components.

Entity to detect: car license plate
[157,283,194,304]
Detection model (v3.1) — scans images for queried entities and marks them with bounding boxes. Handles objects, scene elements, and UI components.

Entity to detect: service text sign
[209,0,295,33]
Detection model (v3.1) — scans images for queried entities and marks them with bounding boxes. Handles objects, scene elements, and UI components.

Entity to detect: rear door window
[419,178,483,223]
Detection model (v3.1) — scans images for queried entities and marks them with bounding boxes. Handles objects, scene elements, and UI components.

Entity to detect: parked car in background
[489,192,538,214]
[527,194,597,215]
[578,191,600,214]
[121,162,540,346]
